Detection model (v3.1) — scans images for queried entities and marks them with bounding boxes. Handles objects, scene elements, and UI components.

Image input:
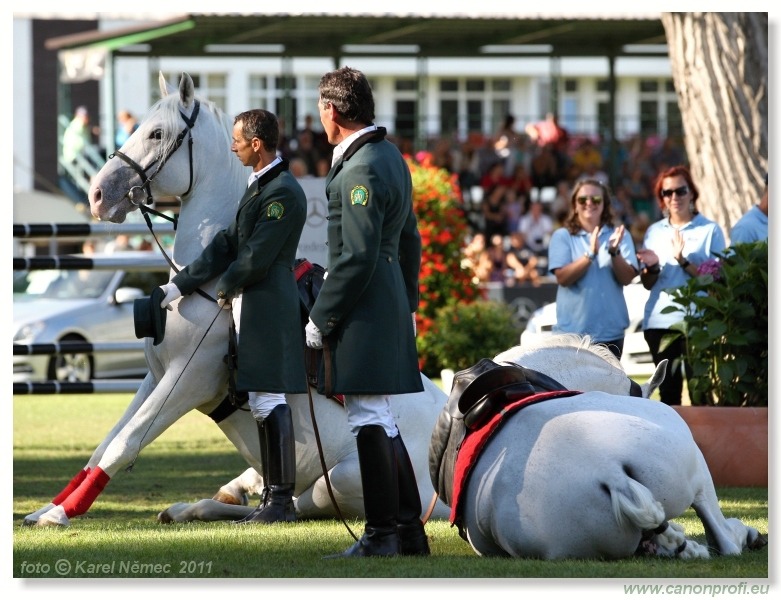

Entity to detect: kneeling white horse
[23,72,450,527]
[157,334,664,524]
[428,334,766,559]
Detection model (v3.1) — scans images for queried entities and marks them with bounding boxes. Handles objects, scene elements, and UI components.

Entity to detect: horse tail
[609,477,665,531]
[609,478,711,560]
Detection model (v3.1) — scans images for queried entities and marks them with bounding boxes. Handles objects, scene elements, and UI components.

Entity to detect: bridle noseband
[109,99,200,209]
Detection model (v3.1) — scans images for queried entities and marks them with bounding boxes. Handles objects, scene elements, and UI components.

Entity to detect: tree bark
[661,12,767,237]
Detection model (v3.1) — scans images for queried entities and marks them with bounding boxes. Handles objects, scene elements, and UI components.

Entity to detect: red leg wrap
[60,467,110,518]
[51,467,91,505]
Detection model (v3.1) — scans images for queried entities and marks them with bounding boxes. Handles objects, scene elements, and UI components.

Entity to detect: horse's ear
[159,71,172,98]
[179,73,195,108]
[641,359,668,399]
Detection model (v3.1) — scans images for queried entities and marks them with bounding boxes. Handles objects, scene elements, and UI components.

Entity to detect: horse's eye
[150,129,163,141]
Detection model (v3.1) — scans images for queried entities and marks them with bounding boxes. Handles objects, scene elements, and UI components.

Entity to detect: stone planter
[673,406,768,487]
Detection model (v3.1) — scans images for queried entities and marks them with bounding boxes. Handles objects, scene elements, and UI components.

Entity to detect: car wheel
[47,334,93,382]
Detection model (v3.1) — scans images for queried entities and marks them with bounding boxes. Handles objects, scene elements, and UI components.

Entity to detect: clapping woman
[636,165,726,405]
[548,179,639,359]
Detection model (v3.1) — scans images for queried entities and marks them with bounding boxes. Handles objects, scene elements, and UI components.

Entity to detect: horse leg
[689,454,766,555]
[158,500,255,523]
[212,467,264,505]
[35,372,206,527]
[23,375,158,526]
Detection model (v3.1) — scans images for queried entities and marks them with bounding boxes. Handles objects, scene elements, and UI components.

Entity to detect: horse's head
[88,72,234,223]
[494,334,666,398]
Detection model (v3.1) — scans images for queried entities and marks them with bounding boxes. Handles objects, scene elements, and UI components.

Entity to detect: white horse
[427,334,767,559]
[156,335,667,524]
[23,72,450,527]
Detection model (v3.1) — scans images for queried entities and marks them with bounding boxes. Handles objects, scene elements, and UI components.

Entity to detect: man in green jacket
[306,66,428,557]
[159,109,307,524]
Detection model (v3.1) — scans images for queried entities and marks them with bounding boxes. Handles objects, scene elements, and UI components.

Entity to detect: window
[395,100,417,142]
[440,99,459,137]
[249,75,268,110]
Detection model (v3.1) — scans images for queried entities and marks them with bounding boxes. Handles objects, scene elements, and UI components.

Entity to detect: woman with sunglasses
[548,178,639,359]
[636,165,726,405]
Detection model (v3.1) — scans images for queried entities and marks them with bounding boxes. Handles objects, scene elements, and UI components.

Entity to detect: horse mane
[498,333,624,371]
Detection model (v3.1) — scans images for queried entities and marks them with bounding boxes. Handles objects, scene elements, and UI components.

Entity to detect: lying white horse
[157,334,666,524]
[428,334,767,559]
[23,72,450,527]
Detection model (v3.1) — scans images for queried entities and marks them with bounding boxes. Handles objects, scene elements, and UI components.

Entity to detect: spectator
[730,174,768,244]
[623,166,656,220]
[478,234,510,283]
[481,182,511,239]
[493,114,519,173]
[290,128,322,176]
[525,112,568,151]
[529,144,560,195]
[507,163,533,209]
[517,199,554,259]
[569,137,604,181]
[636,165,726,405]
[548,178,639,359]
[115,109,139,149]
[59,106,94,205]
[462,232,488,283]
[506,231,541,286]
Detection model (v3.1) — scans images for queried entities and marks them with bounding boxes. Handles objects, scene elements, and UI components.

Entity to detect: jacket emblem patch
[350,185,369,206]
[267,201,284,219]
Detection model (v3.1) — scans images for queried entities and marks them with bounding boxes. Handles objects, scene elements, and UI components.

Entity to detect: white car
[13,253,169,383]
[520,281,655,377]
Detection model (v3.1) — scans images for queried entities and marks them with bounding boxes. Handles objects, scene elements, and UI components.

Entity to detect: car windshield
[15,270,115,300]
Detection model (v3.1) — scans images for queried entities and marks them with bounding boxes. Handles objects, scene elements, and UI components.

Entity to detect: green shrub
[665,240,768,406]
[421,300,522,375]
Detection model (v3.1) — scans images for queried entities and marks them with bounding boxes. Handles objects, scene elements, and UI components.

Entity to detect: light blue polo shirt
[548,225,639,341]
[641,214,726,329]
[730,205,768,244]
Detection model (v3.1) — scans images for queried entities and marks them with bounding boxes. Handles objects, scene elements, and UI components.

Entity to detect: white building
[13,13,675,194]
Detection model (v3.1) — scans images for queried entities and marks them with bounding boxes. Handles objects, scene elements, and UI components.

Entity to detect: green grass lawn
[12,394,768,581]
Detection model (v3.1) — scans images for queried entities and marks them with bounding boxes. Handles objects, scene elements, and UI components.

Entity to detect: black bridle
[109,99,201,212]
[109,99,215,304]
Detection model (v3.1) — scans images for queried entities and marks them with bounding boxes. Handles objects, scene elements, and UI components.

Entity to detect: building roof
[44,12,668,59]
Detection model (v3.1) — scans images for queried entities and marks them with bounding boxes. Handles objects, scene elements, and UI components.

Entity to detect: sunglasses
[576,195,602,205]
[661,185,689,198]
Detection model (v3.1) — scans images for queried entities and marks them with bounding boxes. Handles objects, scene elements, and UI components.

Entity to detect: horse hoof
[749,532,768,550]
[212,490,248,506]
[37,505,70,527]
[158,510,173,524]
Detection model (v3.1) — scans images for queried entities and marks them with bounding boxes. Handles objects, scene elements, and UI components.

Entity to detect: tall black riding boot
[234,404,296,524]
[392,434,431,556]
[326,425,400,558]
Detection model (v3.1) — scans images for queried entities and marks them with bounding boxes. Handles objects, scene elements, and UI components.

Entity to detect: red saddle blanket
[449,389,581,525]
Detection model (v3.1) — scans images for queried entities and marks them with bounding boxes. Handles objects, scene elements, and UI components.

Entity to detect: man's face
[231,121,257,168]
[318,99,338,145]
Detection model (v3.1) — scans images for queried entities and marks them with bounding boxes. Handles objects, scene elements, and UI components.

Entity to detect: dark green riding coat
[172,160,308,393]
[310,128,423,395]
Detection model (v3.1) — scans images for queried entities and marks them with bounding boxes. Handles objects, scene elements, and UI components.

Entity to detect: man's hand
[305,318,323,349]
[159,283,182,310]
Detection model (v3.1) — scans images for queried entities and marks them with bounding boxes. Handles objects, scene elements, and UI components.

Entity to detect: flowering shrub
[424,300,521,373]
[407,152,482,375]
[666,241,768,406]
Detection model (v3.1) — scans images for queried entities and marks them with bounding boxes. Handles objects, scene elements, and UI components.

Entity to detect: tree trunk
[661,12,767,238]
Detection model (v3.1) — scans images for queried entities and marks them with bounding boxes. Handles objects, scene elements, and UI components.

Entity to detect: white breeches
[344,395,399,438]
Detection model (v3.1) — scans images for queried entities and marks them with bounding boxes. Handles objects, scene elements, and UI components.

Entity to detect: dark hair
[653,165,700,215]
[318,66,375,124]
[564,178,615,234]
[234,109,279,152]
